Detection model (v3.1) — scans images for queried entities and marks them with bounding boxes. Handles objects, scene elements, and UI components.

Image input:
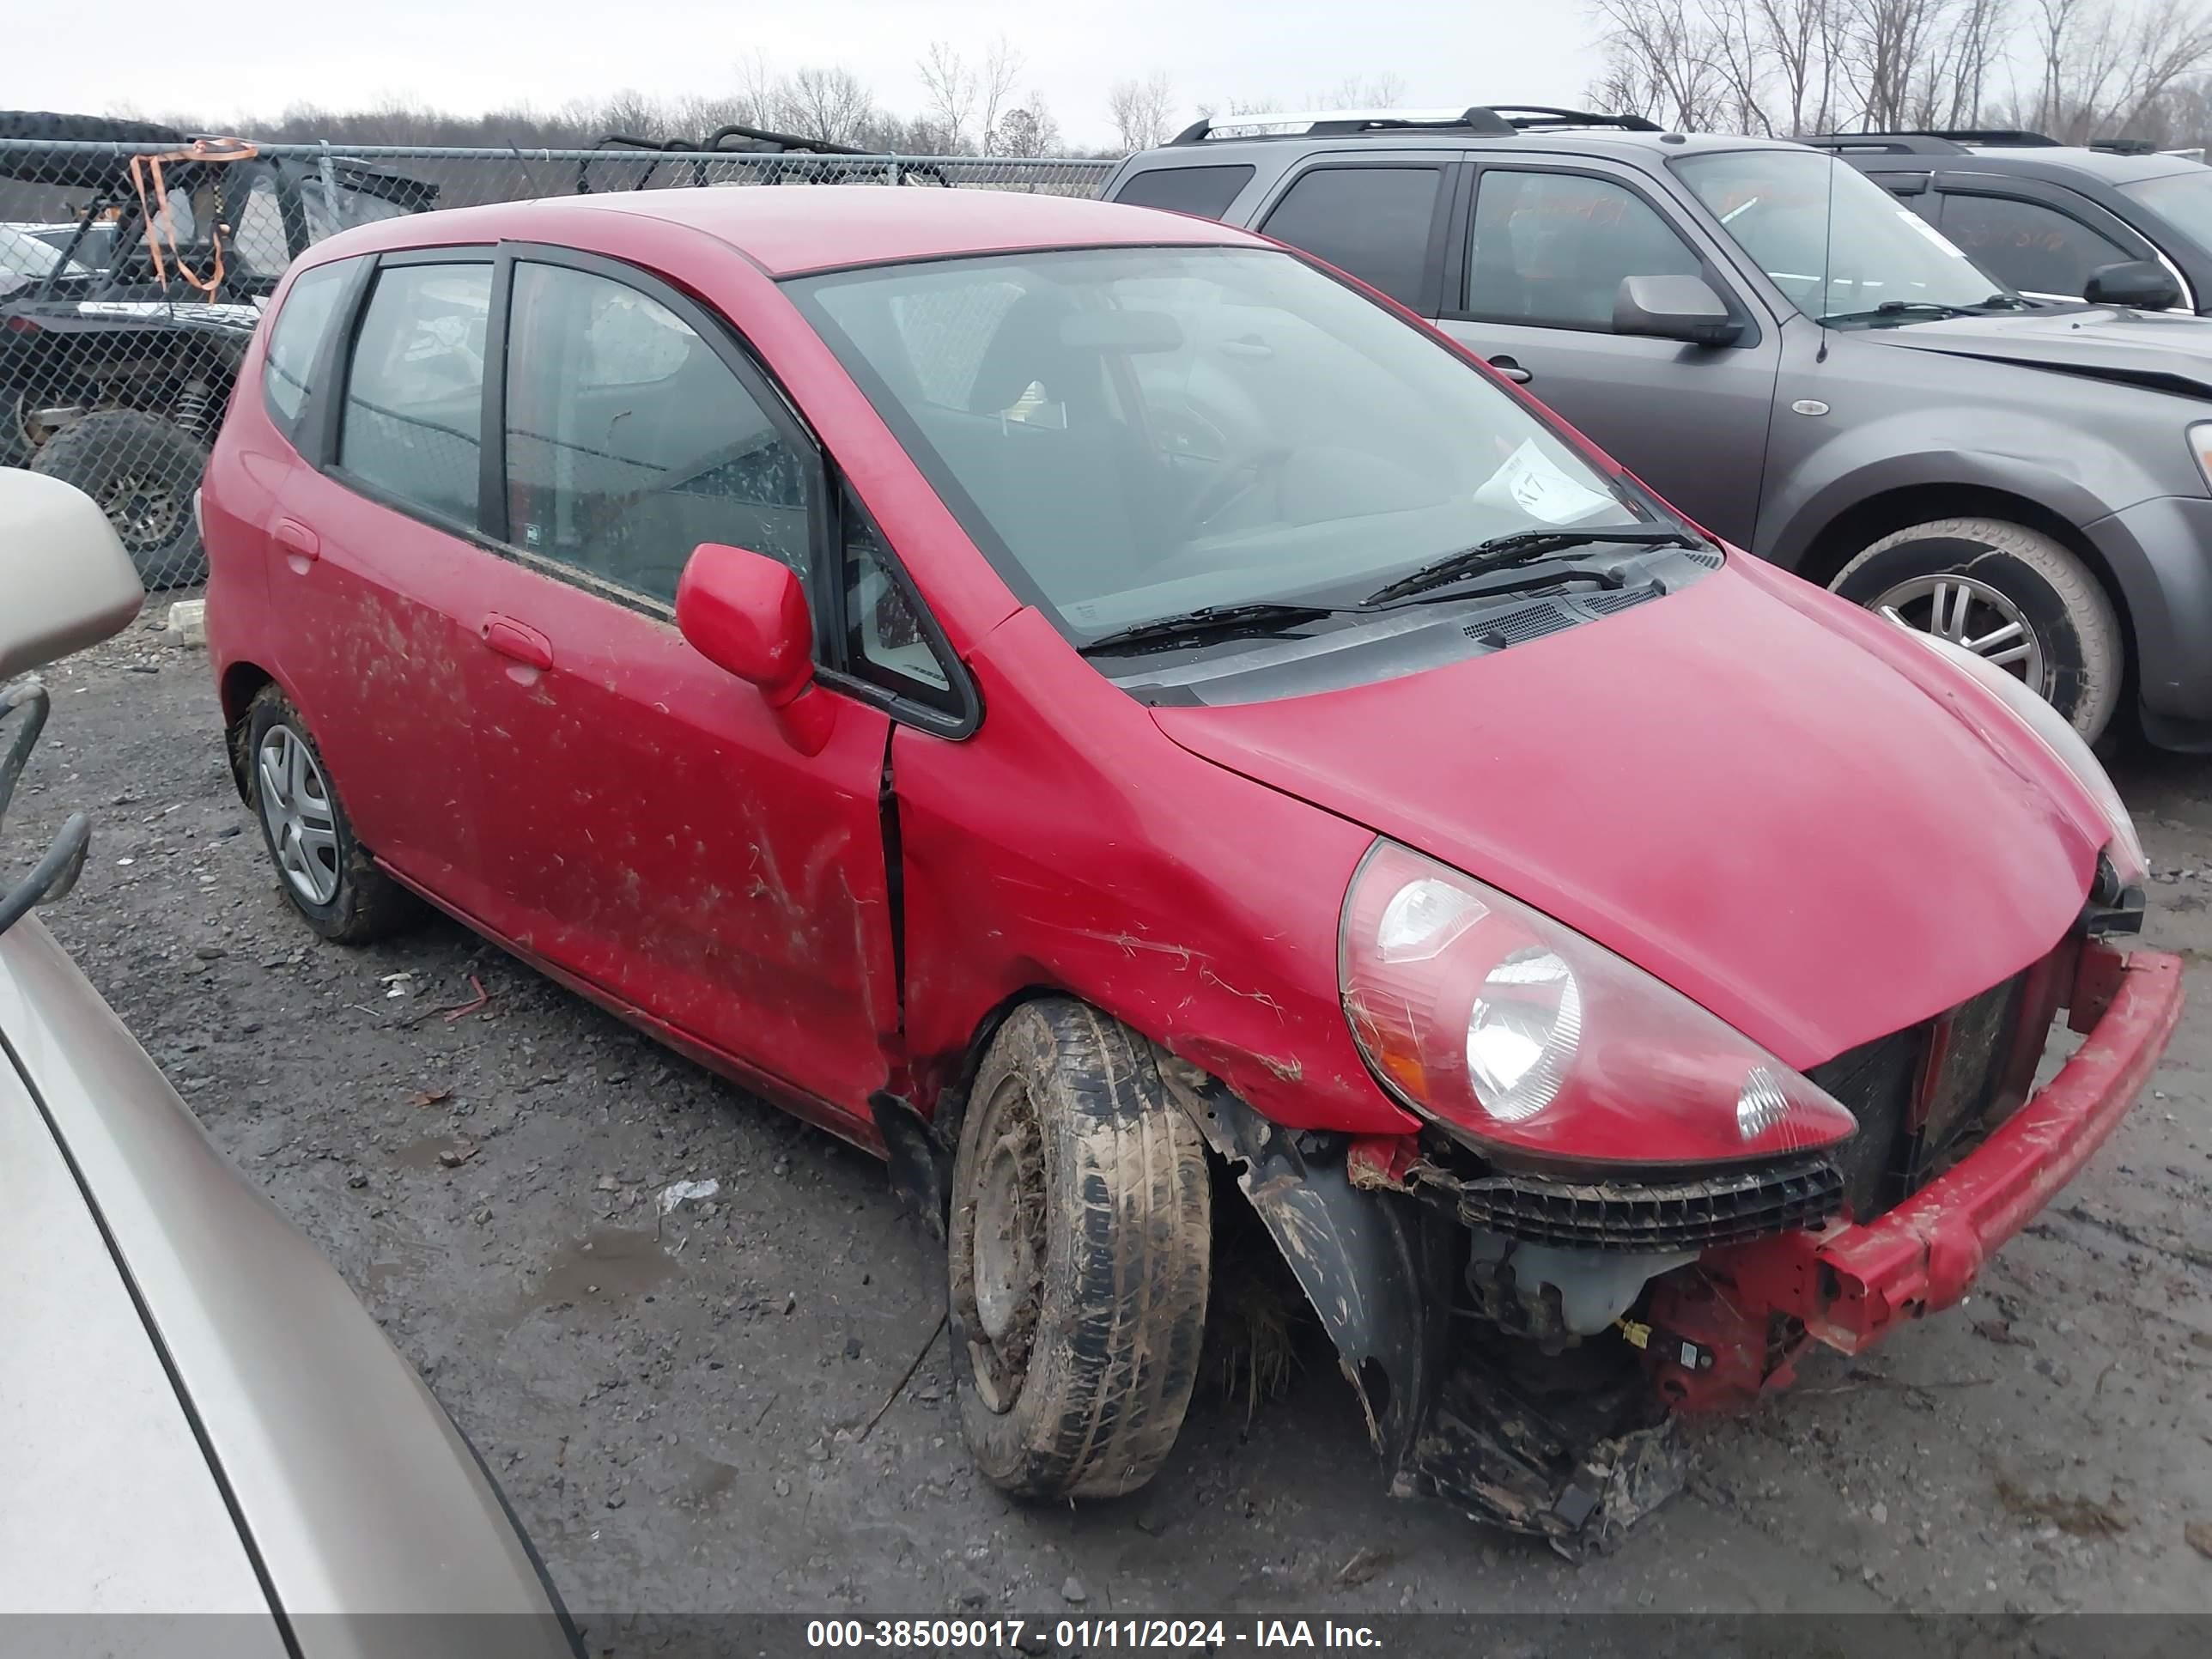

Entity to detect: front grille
[1809,973,2028,1220]
[1451,1158,1844,1249]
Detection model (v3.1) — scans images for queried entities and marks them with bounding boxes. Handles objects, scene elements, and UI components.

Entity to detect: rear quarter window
[262,259,356,439]
[1113,164,1256,220]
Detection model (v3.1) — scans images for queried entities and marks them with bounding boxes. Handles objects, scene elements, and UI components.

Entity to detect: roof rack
[1166,104,1661,145]
[1802,128,2066,155]
[2088,137,2158,155]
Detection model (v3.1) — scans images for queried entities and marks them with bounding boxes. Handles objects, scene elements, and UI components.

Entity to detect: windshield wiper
[1362,527,1698,607]
[1821,295,2017,326]
[1077,600,1345,657]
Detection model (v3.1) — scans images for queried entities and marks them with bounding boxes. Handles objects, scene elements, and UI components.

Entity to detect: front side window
[1259,166,1443,307]
[841,483,957,709]
[2119,169,2212,258]
[1675,148,2011,323]
[1465,170,1705,330]
[1940,193,2130,298]
[338,262,492,525]
[502,262,812,605]
[789,246,1653,645]
[263,259,354,434]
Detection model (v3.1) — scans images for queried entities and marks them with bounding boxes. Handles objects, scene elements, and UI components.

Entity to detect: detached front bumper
[1677,946,2182,1378]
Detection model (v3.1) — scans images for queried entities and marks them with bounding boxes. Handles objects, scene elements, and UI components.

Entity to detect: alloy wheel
[1873,572,2047,694]
[256,723,342,906]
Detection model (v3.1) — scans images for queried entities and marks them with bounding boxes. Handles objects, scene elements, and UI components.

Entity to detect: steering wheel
[1170,442,1293,540]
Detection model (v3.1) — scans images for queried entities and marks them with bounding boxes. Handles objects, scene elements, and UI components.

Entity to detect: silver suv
[1104,106,2212,746]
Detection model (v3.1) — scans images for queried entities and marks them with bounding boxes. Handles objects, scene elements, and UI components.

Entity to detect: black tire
[0,112,188,190]
[29,410,210,587]
[948,1000,1212,1501]
[242,686,424,945]
[1832,517,2124,742]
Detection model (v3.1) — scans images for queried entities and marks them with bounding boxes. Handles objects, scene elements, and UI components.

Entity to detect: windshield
[787,246,1654,641]
[2119,168,2212,255]
[1675,149,2010,323]
[0,224,82,279]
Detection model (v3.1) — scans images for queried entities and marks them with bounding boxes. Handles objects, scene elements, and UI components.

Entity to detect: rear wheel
[243,687,423,945]
[1831,517,2123,741]
[28,410,210,587]
[948,1000,1212,1500]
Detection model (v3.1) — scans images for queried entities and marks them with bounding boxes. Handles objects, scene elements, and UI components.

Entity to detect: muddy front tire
[948,1000,1212,1500]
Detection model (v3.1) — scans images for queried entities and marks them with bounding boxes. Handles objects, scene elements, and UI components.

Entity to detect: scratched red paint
[202,186,2176,1395]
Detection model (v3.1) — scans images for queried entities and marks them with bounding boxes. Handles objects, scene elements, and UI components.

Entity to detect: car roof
[1133,127,1799,167]
[1820,138,2204,185]
[321,185,1262,276]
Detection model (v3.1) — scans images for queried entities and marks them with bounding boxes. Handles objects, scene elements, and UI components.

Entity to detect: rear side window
[338,262,492,526]
[1115,164,1255,220]
[501,261,814,605]
[1464,169,1704,330]
[1260,165,1444,308]
[262,260,353,436]
[1938,192,2130,299]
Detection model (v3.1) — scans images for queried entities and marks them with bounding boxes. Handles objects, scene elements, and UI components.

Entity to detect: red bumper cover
[1716,947,2183,1358]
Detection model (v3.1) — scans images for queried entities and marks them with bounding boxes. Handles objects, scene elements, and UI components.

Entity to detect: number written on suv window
[1939,192,2131,300]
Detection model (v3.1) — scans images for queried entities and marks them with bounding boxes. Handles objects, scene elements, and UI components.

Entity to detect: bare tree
[1320,72,1409,106]
[1588,0,1731,128]
[1107,69,1176,150]
[979,35,1025,155]
[917,41,978,153]
[781,65,877,147]
[2029,0,2212,139]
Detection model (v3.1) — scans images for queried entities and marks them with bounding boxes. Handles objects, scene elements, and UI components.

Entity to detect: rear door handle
[1487,355,1533,384]
[480,614,554,672]
[273,518,319,566]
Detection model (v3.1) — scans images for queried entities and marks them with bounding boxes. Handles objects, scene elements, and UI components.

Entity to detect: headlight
[2188,422,2212,492]
[1905,629,2146,886]
[1339,840,1860,1165]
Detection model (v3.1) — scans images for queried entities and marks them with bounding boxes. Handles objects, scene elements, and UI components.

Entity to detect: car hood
[1150,558,2108,1071]
[1863,302,2212,396]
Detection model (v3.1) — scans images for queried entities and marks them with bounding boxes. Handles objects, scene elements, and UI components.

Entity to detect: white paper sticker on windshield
[1896,208,1971,258]
[1475,440,1617,526]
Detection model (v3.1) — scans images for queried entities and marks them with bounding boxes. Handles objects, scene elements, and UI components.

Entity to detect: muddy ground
[12,618,2212,1630]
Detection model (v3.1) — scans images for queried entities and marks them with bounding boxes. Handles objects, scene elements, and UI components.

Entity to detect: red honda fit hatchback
[203,186,2180,1548]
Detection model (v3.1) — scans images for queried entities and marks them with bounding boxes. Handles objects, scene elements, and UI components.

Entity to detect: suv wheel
[28,410,210,588]
[948,999,1212,1500]
[1832,518,2123,741]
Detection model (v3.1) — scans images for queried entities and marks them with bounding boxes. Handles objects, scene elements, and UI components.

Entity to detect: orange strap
[127,137,258,299]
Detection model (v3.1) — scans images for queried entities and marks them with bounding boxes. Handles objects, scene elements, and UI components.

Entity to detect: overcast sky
[26,1,1605,149]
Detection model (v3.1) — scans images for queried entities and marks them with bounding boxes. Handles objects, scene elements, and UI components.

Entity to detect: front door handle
[481,614,554,672]
[272,518,319,568]
[1487,355,1534,384]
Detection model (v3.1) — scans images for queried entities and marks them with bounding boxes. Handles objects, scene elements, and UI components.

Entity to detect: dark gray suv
[1808,130,2212,312]
[1103,106,2212,747]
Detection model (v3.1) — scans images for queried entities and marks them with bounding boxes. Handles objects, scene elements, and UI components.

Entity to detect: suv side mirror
[675,543,836,754]
[2083,258,2183,312]
[0,471,144,682]
[1613,274,1744,347]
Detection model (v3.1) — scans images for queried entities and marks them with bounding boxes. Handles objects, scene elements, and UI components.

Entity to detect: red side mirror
[676,544,835,752]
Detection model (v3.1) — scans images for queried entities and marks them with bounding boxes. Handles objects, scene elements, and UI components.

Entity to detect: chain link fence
[0,130,1115,590]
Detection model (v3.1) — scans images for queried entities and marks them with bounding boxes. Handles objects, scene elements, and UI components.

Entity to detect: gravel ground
[12,617,2212,1629]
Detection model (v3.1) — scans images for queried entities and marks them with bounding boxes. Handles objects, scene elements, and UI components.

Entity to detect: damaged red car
[201,185,2182,1550]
